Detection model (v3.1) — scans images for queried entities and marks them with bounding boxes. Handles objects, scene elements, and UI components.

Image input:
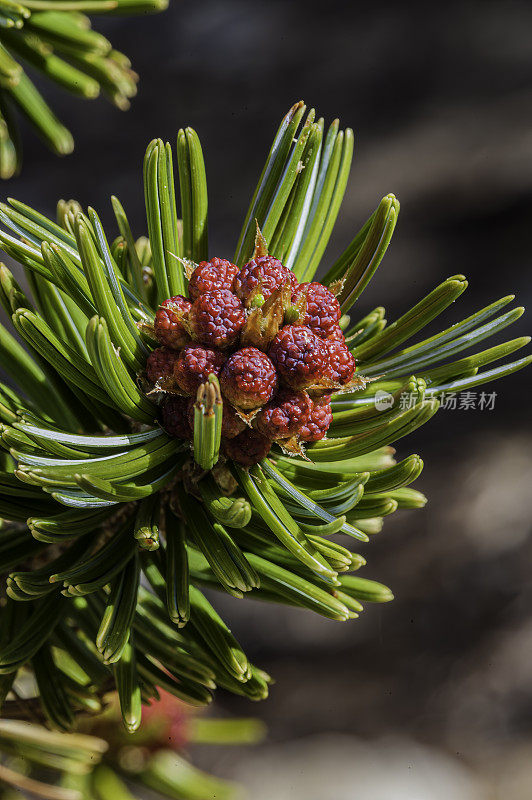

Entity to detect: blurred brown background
[4,0,532,796]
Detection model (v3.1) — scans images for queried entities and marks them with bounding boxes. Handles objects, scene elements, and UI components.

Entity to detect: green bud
[284,304,300,323]
[250,293,265,308]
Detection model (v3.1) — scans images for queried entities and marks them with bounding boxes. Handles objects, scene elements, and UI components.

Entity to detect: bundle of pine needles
[0,101,528,735]
[0,0,168,177]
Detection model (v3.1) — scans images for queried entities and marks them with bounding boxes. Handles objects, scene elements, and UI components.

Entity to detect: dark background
[7,1,532,796]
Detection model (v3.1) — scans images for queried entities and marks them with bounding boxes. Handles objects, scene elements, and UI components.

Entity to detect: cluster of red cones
[145,253,357,465]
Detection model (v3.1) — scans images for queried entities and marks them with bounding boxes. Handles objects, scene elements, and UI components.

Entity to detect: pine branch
[0,101,528,737]
[0,0,168,177]
[0,704,261,800]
